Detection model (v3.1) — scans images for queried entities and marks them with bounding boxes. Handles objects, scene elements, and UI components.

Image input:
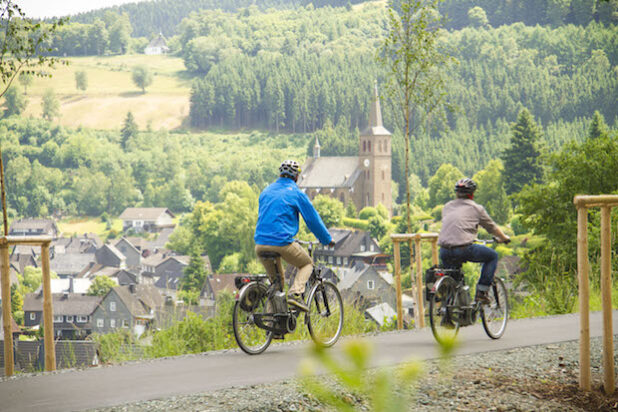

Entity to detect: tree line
[69,0,615,39]
[0,116,307,218]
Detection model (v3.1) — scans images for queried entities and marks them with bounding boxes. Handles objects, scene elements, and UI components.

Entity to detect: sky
[17,0,150,19]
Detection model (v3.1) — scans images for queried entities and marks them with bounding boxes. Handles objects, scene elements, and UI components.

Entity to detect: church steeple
[359,80,392,216]
[313,135,321,158]
[369,80,383,129]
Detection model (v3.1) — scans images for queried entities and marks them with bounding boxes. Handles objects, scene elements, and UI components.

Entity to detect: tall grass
[95,292,381,362]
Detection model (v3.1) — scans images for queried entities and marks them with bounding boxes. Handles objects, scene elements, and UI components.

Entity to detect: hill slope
[21,55,190,130]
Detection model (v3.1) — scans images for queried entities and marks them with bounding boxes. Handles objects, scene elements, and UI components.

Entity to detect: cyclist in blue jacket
[254,160,334,311]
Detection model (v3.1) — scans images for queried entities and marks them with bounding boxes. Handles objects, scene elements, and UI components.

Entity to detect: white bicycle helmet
[279,159,301,179]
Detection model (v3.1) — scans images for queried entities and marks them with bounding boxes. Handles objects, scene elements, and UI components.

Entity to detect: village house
[91,284,164,337]
[50,252,96,278]
[23,292,101,339]
[201,274,237,301]
[314,229,386,269]
[95,244,126,269]
[154,255,211,293]
[144,32,169,55]
[9,251,37,275]
[119,207,175,233]
[114,238,142,269]
[36,277,92,295]
[9,218,60,238]
[298,82,392,215]
[365,302,397,327]
[52,234,101,255]
[337,261,397,311]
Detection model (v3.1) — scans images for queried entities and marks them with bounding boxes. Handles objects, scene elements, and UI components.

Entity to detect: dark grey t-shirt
[438,198,499,247]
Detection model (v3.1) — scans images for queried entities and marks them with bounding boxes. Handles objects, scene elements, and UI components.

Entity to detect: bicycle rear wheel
[233,282,273,355]
[306,280,344,347]
[481,277,509,339]
[429,276,460,345]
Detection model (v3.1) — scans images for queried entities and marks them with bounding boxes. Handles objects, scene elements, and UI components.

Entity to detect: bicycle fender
[432,275,457,294]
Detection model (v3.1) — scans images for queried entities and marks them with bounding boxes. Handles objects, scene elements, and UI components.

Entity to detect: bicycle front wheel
[306,280,344,347]
[481,277,509,339]
[233,282,273,355]
[429,276,460,345]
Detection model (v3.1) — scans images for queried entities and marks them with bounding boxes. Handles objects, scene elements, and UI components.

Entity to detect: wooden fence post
[393,239,403,330]
[414,235,425,328]
[41,243,56,371]
[1,242,13,376]
[577,205,591,391]
[600,206,614,394]
[431,238,439,266]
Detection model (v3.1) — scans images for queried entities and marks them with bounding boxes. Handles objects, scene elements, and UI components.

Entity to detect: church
[298,82,392,215]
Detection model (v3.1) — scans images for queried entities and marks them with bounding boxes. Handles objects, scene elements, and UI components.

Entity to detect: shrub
[342,217,369,230]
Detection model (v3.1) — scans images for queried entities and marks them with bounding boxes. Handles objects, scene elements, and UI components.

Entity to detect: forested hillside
[184,2,617,185]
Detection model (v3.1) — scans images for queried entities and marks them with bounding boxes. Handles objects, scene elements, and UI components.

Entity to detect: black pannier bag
[425,265,439,301]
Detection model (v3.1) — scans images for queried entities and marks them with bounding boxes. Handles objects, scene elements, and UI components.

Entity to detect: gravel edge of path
[86,335,618,412]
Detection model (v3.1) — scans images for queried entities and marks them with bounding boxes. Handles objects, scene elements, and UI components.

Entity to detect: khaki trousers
[255,243,313,295]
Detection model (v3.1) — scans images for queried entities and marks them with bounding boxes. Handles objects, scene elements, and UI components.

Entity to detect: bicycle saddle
[258,251,280,259]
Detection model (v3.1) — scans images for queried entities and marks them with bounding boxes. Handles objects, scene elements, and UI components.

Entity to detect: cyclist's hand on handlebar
[328,240,335,247]
[495,235,511,244]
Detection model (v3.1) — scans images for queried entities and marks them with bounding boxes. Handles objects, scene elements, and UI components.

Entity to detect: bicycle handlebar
[295,239,321,246]
[474,237,510,245]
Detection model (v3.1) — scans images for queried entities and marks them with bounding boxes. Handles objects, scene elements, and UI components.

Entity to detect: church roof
[298,156,361,188]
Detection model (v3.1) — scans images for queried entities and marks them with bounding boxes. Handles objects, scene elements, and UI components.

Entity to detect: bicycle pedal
[272,334,285,340]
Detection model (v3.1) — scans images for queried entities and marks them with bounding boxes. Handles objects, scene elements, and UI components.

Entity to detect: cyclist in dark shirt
[438,178,510,304]
[254,160,335,311]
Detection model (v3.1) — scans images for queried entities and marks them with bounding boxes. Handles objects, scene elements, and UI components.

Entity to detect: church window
[368,141,371,152]
[379,141,382,152]
[363,141,366,152]
[382,193,385,202]
[339,193,344,202]
[385,140,388,152]
[382,170,385,180]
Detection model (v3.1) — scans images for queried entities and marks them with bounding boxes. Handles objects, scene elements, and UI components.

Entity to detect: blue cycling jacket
[254,177,332,246]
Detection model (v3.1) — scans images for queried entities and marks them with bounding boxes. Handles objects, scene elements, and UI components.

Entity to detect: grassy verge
[93,292,383,363]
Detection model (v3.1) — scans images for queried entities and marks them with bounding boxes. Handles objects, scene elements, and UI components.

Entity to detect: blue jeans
[439,244,498,291]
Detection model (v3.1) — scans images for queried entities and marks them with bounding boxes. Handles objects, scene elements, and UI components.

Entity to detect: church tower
[359,81,392,215]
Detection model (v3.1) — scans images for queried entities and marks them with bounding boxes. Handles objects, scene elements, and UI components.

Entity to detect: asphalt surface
[1,311,616,412]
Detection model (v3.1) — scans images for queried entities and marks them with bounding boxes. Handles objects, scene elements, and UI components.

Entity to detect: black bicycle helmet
[279,159,301,179]
[454,178,477,194]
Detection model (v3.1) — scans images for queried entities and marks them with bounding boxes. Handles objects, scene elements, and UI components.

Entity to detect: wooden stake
[41,244,56,371]
[576,206,591,391]
[600,206,614,394]
[414,235,424,328]
[393,240,403,330]
[430,238,439,266]
[1,243,13,376]
[0,147,8,236]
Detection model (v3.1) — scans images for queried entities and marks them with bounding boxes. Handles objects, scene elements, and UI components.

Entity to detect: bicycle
[426,238,509,344]
[232,240,344,355]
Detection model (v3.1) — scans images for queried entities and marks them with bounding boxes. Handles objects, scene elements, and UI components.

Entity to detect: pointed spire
[369,80,383,128]
[360,80,391,137]
[313,135,321,158]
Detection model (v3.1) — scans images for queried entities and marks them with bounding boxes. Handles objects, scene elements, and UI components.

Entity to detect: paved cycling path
[1,311,616,411]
